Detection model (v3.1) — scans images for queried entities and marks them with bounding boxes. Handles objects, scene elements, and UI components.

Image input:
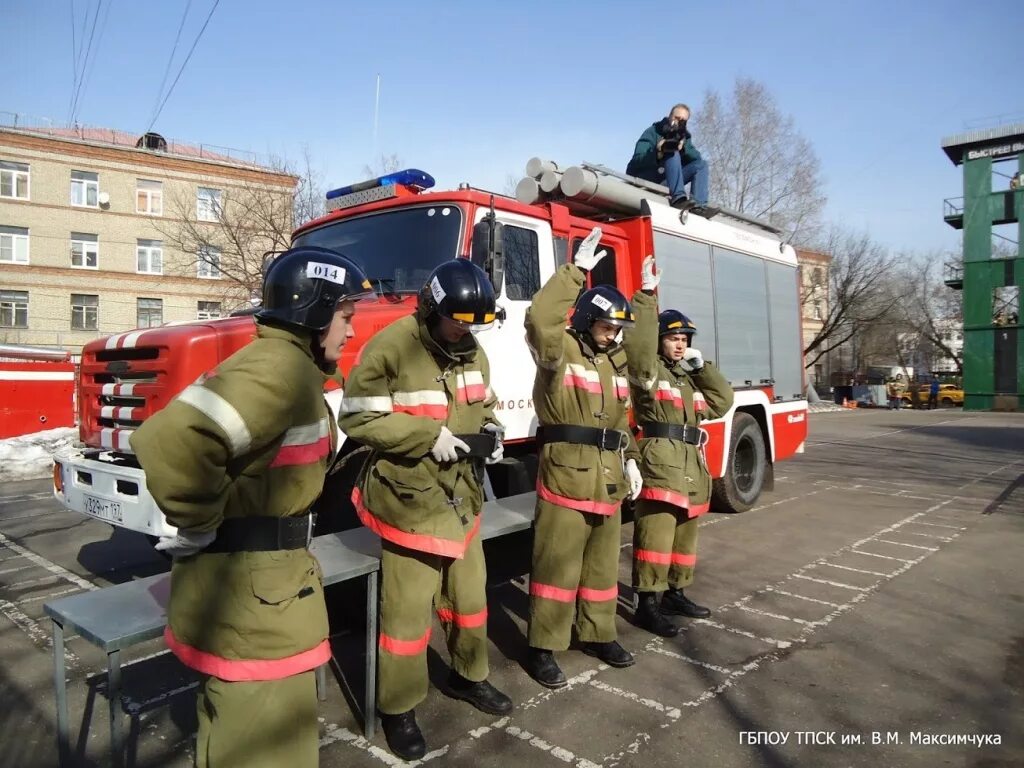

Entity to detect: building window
[197,300,222,320]
[197,187,222,221]
[0,225,29,264]
[136,179,163,215]
[71,170,99,207]
[0,290,28,328]
[70,233,99,268]
[136,239,163,274]
[197,245,221,278]
[813,300,823,320]
[71,294,98,331]
[0,161,30,200]
[137,298,163,328]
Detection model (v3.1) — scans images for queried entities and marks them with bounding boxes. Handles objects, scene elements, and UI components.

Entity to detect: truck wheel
[712,412,767,513]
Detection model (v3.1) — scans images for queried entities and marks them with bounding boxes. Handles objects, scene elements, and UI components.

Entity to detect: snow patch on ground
[0,427,80,483]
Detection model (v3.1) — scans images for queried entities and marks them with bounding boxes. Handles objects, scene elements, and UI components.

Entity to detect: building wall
[796,248,831,385]
[0,128,295,352]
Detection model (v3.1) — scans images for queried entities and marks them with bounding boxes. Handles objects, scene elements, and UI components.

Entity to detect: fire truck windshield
[293,204,463,294]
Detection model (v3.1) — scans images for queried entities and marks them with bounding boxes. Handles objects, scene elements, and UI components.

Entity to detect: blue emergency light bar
[326,169,435,200]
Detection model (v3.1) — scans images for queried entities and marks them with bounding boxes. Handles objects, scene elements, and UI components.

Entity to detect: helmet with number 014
[658,309,697,338]
[570,285,635,335]
[418,259,497,332]
[257,246,375,331]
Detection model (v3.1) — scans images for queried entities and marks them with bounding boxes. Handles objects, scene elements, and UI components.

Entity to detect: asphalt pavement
[0,407,1021,767]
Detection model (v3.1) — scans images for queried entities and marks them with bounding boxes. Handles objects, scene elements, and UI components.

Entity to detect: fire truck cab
[53,161,808,538]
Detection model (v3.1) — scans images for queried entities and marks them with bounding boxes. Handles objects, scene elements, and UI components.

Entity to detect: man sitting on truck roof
[627,103,710,211]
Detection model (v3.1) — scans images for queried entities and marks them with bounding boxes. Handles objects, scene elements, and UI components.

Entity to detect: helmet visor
[445,310,497,333]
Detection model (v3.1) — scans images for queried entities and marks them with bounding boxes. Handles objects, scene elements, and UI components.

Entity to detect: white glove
[574,227,608,272]
[483,422,505,465]
[154,528,216,558]
[680,347,704,373]
[640,255,660,292]
[431,426,470,463]
[625,458,643,501]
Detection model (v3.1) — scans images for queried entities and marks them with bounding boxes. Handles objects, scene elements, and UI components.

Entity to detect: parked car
[901,383,963,407]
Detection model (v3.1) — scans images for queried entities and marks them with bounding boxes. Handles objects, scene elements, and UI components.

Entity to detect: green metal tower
[941,124,1024,411]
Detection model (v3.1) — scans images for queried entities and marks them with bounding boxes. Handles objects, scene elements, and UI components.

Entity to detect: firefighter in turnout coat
[337,260,512,761]
[525,227,644,689]
[623,257,734,637]
[130,247,374,768]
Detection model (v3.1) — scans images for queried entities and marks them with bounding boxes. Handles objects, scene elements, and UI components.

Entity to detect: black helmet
[658,309,697,338]
[257,246,374,331]
[418,259,497,332]
[570,285,635,335]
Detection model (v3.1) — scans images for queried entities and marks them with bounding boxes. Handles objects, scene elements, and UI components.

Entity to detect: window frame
[70,293,99,331]
[0,161,30,200]
[196,245,222,279]
[136,179,163,215]
[0,290,29,328]
[70,170,99,208]
[70,233,99,269]
[197,300,223,320]
[196,187,222,222]
[0,226,29,264]
[136,297,164,328]
[136,239,163,275]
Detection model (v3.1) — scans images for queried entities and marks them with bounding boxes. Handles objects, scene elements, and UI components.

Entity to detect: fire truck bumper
[53,452,178,538]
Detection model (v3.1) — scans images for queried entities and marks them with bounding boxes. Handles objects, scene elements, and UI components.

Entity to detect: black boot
[526,647,567,689]
[634,592,679,637]
[446,671,513,715]
[661,587,711,618]
[581,640,635,668]
[380,710,426,761]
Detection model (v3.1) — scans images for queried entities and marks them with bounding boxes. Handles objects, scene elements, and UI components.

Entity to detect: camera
[656,117,690,155]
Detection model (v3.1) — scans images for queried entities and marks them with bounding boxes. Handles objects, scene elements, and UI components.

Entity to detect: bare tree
[892,254,964,373]
[503,173,520,197]
[362,153,403,179]
[692,78,826,244]
[803,227,901,369]
[156,158,308,311]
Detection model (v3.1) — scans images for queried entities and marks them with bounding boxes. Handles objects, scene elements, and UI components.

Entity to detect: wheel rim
[734,435,758,495]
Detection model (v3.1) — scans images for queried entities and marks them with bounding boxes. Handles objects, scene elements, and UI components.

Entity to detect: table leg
[53,620,69,767]
[108,649,124,768]
[365,571,378,739]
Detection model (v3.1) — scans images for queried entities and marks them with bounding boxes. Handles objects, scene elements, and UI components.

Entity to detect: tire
[311,441,370,535]
[941,397,955,407]
[712,412,767,514]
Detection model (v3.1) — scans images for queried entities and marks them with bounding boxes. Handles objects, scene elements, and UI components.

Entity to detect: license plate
[83,494,123,524]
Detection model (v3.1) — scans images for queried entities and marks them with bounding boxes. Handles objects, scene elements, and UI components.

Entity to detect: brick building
[0,123,296,353]
[796,247,831,386]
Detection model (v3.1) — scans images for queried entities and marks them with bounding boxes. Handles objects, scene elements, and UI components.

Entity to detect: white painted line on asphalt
[588,679,681,720]
[319,722,449,766]
[763,587,842,608]
[467,715,510,740]
[902,530,955,542]
[3,573,62,590]
[912,521,966,531]
[0,563,33,577]
[15,586,79,605]
[0,597,80,666]
[873,538,939,551]
[735,603,819,626]
[791,573,871,592]
[0,531,97,592]
[650,644,739,676]
[505,725,603,767]
[811,561,890,578]
[689,617,792,649]
[850,549,916,564]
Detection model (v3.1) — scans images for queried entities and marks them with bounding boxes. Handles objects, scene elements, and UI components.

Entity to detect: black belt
[536,424,628,452]
[640,422,703,445]
[204,514,316,553]
[453,432,498,459]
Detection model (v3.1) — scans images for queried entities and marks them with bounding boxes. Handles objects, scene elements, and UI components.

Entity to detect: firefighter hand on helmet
[431,426,471,463]
[625,458,643,500]
[640,255,660,292]
[680,347,705,373]
[574,227,608,273]
[483,422,505,464]
[154,528,216,558]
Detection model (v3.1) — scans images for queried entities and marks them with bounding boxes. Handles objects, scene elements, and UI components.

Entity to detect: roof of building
[941,123,1024,165]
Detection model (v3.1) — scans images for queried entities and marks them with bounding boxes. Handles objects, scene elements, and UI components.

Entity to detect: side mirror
[471,216,505,295]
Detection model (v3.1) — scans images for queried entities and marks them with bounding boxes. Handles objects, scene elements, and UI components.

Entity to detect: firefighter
[337,259,512,761]
[525,227,644,689]
[129,246,375,768]
[624,257,734,637]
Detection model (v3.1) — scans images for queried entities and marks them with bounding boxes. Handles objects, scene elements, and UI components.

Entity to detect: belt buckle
[306,514,316,546]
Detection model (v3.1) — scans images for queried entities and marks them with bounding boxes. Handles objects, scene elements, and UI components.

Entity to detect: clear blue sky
[4,0,1023,255]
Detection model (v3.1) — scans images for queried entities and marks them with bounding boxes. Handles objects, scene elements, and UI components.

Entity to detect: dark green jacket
[624,291,733,514]
[526,263,641,514]
[338,310,498,559]
[130,324,333,679]
[627,121,703,178]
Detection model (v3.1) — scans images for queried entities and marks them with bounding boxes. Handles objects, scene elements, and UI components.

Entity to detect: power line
[69,0,103,124]
[146,0,221,133]
[68,0,79,122]
[147,0,193,132]
[72,0,115,125]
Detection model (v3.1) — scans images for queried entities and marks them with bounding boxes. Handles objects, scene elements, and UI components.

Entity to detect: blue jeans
[663,154,708,204]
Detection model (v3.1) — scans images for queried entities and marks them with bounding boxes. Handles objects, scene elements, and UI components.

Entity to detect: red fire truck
[53,160,808,539]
